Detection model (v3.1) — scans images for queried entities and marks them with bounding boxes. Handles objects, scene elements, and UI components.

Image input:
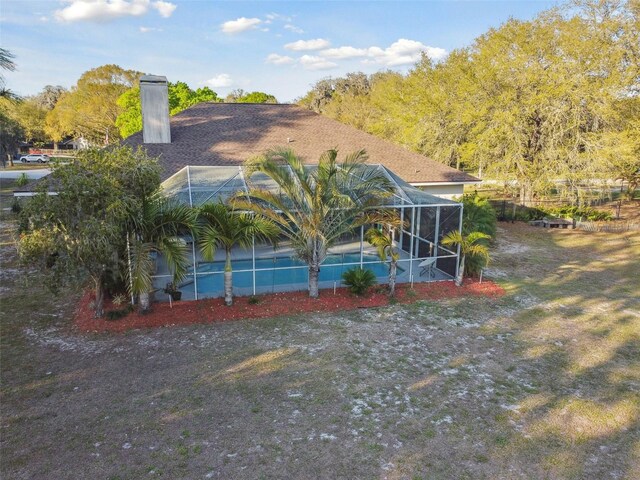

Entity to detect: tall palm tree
[365,219,403,296]
[198,202,280,306]
[234,147,395,298]
[441,231,491,286]
[127,194,197,312]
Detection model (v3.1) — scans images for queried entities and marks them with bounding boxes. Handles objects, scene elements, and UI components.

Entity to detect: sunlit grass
[528,397,638,442]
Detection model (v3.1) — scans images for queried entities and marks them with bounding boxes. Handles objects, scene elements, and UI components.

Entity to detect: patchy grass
[0,163,52,170]
[0,219,638,479]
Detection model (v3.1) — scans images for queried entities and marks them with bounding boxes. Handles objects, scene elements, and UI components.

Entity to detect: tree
[0,48,22,164]
[0,48,20,101]
[126,194,196,312]
[46,64,142,145]
[116,81,221,138]
[225,89,278,103]
[297,78,335,113]
[197,202,280,306]
[14,99,47,145]
[19,146,162,317]
[236,91,278,104]
[12,86,68,147]
[460,193,497,238]
[296,1,639,204]
[441,231,491,286]
[234,147,395,298]
[33,85,66,110]
[0,101,23,166]
[365,221,402,296]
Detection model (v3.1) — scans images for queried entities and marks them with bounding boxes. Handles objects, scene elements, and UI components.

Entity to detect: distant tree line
[298,0,640,203]
[1,61,279,151]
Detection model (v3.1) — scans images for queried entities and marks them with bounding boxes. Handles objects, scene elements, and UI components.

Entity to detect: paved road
[0,169,51,180]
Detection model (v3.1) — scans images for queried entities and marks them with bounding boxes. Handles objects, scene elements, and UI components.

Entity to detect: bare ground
[0,221,638,480]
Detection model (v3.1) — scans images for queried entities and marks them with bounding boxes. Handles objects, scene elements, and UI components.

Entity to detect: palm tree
[197,202,280,306]
[441,231,491,286]
[0,48,20,101]
[365,220,403,296]
[234,147,395,298]
[127,194,197,312]
[461,193,497,237]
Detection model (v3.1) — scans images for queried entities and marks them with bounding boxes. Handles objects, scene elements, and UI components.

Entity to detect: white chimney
[140,75,171,144]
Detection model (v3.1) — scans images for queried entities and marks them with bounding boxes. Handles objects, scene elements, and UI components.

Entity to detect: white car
[19,154,50,163]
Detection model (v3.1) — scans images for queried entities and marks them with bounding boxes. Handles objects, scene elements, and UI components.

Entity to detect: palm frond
[128,240,154,296]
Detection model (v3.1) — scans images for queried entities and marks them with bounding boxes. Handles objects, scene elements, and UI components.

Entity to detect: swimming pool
[191,253,402,297]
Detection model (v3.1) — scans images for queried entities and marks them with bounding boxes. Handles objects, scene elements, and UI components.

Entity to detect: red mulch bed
[75,280,506,333]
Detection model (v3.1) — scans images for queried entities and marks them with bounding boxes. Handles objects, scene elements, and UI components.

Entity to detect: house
[123,76,479,199]
[121,76,470,301]
[16,76,472,301]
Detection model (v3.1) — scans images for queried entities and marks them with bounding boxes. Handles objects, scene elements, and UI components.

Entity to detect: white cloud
[284,23,303,34]
[284,38,330,51]
[266,53,295,65]
[152,0,176,18]
[319,46,368,59]
[367,39,447,66]
[221,17,262,34]
[299,55,338,71]
[205,74,233,88]
[316,39,447,66]
[54,0,176,23]
[139,26,162,32]
[265,13,292,23]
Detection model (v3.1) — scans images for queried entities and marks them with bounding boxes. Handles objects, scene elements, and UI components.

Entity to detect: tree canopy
[224,89,278,104]
[116,81,222,138]
[45,65,142,145]
[298,0,640,203]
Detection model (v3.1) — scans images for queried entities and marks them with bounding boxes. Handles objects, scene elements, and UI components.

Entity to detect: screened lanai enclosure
[152,165,463,301]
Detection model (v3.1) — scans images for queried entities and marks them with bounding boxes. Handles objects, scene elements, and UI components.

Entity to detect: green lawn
[0,220,638,479]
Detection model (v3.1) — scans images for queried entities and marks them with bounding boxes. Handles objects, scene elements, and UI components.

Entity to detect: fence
[576,221,640,233]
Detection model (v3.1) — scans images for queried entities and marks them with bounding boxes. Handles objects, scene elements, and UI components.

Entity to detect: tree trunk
[93,277,104,318]
[224,271,233,306]
[389,261,397,296]
[519,182,534,207]
[308,264,320,298]
[139,291,151,312]
[224,250,233,306]
[309,240,320,298]
[455,255,466,287]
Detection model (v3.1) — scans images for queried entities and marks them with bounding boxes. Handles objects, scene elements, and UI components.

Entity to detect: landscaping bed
[75,279,506,333]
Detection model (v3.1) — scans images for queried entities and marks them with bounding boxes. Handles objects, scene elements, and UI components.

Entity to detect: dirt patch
[75,280,506,333]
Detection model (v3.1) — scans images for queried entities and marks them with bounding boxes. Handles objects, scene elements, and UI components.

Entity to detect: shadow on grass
[481,226,639,479]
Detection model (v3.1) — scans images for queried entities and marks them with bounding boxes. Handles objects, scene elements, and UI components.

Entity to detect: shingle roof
[123,103,479,185]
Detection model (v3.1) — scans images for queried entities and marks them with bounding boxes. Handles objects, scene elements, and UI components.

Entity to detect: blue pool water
[191,253,401,296]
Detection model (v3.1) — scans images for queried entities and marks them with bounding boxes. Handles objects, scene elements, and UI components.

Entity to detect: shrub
[106,304,134,321]
[342,267,377,295]
[509,204,612,222]
[248,295,261,305]
[11,198,21,213]
[15,173,29,187]
[112,293,127,306]
[460,193,497,237]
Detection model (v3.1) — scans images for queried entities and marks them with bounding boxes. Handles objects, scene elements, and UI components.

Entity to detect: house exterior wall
[416,183,465,200]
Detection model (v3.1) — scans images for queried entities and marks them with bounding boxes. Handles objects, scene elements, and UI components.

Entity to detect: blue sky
[2,1,560,102]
